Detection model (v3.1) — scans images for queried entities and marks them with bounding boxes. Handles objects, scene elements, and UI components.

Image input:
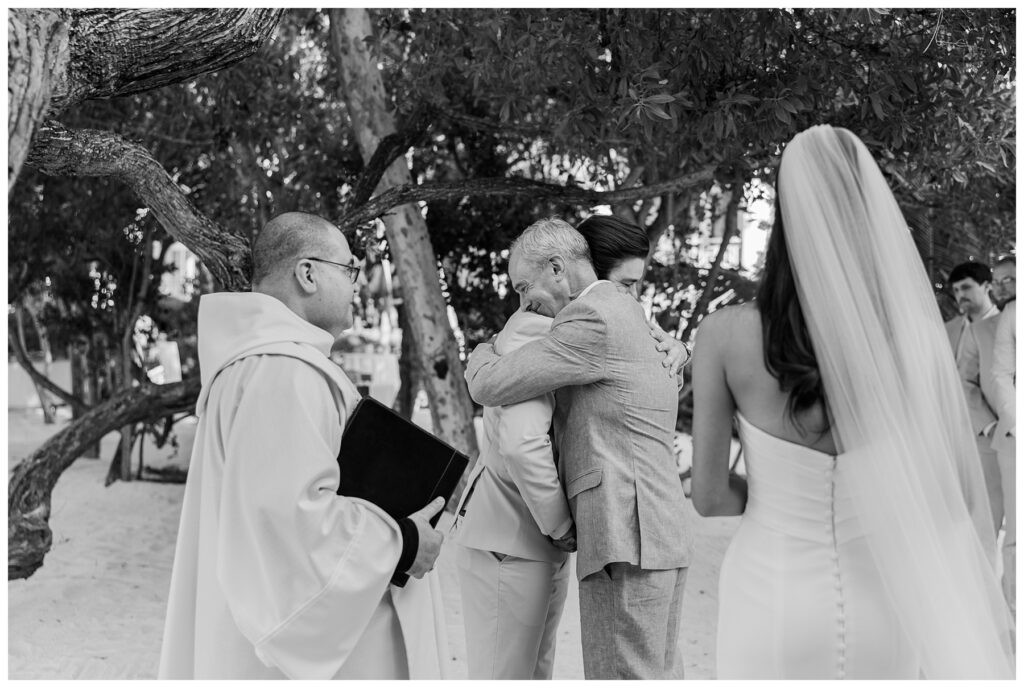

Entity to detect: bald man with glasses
[160,212,447,679]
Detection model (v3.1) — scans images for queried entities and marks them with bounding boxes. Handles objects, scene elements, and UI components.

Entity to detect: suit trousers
[578,562,688,679]
[976,436,1005,535]
[997,436,1016,618]
[456,545,570,679]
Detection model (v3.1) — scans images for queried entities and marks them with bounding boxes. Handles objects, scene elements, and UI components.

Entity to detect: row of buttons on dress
[825,457,847,679]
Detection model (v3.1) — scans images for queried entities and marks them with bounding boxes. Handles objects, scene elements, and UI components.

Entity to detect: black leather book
[336,396,470,585]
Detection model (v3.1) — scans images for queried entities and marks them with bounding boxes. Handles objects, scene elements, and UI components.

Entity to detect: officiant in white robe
[158,212,449,680]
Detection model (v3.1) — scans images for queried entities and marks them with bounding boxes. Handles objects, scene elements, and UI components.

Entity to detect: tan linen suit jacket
[466,281,691,581]
[945,312,1000,435]
[991,301,1015,454]
[455,310,572,563]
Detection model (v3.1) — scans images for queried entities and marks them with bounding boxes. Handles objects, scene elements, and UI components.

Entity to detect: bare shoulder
[697,302,760,341]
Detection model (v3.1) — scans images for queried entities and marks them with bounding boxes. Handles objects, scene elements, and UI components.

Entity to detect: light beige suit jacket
[991,301,1015,454]
[945,311,1000,435]
[455,311,572,563]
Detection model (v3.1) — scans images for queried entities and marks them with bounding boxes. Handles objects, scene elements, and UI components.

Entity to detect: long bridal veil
[777,125,1014,678]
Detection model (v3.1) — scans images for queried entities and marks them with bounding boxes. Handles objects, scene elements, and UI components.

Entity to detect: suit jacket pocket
[566,468,603,498]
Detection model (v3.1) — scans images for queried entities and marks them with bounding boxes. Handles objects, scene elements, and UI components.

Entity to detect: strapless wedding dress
[715,413,919,679]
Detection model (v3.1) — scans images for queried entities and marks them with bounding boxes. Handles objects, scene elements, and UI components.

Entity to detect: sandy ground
[7,407,739,680]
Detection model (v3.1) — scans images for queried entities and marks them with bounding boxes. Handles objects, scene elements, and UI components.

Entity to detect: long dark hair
[756,197,828,432]
[575,214,649,280]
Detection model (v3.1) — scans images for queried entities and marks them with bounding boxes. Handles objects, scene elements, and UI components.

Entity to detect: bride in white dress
[691,125,1014,679]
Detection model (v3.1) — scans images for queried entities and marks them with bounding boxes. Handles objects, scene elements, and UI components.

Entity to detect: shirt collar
[573,279,609,301]
[969,303,1000,322]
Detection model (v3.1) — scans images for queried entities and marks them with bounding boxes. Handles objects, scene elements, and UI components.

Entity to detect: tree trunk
[7,9,69,191]
[681,191,741,342]
[22,299,58,423]
[330,9,479,473]
[110,224,156,485]
[68,338,100,458]
[393,301,420,420]
[9,310,85,416]
[106,428,137,488]
[13,309,55,423]
[9,376,201,580]
[11,308,57,424]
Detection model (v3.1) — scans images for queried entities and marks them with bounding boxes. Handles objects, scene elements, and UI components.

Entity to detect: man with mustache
[944,260,1004,538]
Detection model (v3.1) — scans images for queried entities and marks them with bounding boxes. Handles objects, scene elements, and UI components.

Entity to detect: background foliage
[10,7,1016,403]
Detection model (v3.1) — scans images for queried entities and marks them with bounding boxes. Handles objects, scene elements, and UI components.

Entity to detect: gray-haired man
[466,218,692,679]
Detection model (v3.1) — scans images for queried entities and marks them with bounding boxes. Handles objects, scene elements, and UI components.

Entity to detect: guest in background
[991,254,1016,617]
[945,261,1004,534]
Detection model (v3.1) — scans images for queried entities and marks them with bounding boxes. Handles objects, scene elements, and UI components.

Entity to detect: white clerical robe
[158,292,448,679]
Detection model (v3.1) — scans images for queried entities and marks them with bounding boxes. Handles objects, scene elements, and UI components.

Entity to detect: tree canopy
[7,8,1015,579]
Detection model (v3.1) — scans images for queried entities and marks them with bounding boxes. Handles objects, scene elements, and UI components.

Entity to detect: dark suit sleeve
[466,301,606,407]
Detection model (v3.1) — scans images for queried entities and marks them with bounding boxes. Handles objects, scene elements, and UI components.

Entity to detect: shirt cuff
[549,516,574,540]
[393,517,418,579]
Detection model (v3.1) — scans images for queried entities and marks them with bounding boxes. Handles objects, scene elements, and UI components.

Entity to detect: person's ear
[550,256,565,279]
[294,259,318,295]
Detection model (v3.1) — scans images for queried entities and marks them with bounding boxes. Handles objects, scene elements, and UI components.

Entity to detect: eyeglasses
[995,276,1016,287]
[305,257,361,284]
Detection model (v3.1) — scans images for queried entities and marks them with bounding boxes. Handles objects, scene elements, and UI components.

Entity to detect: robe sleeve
[215,356,403,679]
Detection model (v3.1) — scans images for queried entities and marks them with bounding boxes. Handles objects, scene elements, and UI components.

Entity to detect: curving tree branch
[27,122,251,292]
[8,376,201,580]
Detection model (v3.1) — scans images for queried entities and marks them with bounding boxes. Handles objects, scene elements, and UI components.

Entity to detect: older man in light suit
[466,218,691,679]
[453,308,574,680]
[945,261,1004,534]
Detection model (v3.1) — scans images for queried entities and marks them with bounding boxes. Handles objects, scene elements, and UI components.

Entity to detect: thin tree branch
[681,189,741,342]
[339,165,717,230]
[347,106,434,208]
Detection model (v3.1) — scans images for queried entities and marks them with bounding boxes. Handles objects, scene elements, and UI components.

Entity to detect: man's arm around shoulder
[466,301,607,407]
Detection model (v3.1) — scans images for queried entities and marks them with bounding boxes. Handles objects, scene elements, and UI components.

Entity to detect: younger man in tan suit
[454,309,574,679]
